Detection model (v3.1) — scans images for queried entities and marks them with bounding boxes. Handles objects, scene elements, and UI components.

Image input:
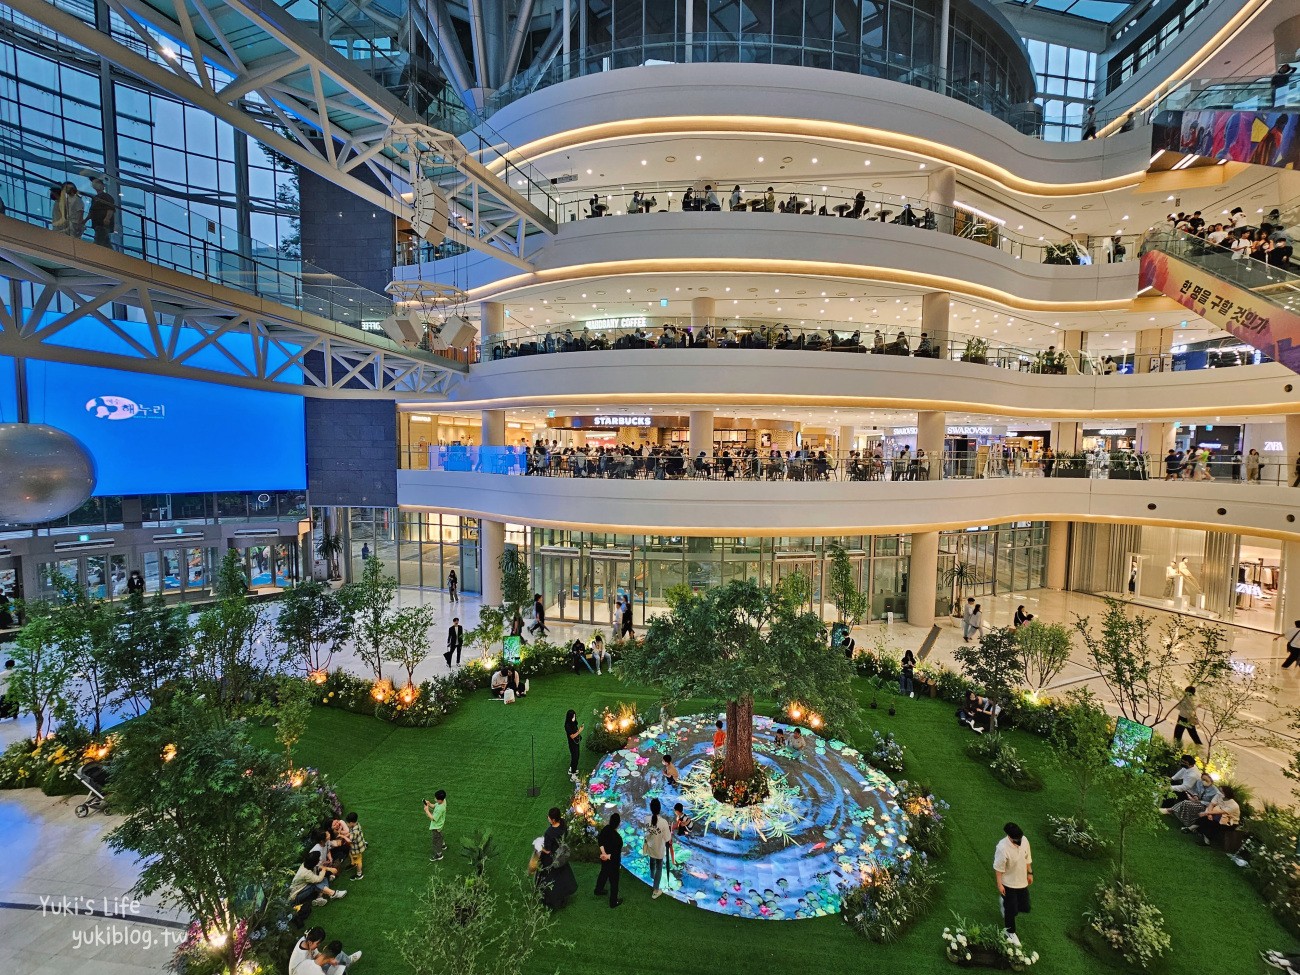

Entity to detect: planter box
[1053,468,1089,478]
[962,356,989,365]
[1108,470,1146,480]
[947,947,1014,969]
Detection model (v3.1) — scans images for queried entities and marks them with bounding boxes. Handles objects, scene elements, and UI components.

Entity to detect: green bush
[966,733,1043,791]
[1242,803,1300,939]
[1045,814,1108,860]
[1085,879,1171,970]
[897,780,950,857]
[585,702,647,754]
[842,856,943,943]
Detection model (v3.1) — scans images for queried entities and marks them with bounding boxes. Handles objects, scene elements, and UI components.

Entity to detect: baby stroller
[73,763,109,818]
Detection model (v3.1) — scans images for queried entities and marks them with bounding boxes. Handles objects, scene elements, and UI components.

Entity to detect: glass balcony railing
[545,181,1141,267]
[1161,72,1300,114]
[399,445,1292,486]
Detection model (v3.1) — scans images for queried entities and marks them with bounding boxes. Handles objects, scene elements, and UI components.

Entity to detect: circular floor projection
[586,712,913,920]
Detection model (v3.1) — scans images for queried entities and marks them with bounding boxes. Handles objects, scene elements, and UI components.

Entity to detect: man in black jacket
[593,812,624,907]
[444,617,463,667]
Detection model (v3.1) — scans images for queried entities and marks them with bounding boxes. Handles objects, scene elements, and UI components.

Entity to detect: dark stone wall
[297,165,395,295]
[305,398,396,507]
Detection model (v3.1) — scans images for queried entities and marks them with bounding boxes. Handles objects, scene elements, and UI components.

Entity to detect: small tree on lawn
[341,556,399,679]
[1102,752,1164,882]
[190,550,271,722]
[1017,619,1073,697]
[47,572,115,735]
[499,548,531,619]
[105,693,325,975]
[268,675,315,769]
[1074,598,1177,726]
[384,604,437,685]
[1049,688,1114,819]
[467,606,506,663]
[394,871,564,975]
[104,590,190,717]
[952,626,1024,730]
[618,576,859,786]
[274,579,352,675]
[826,541,868,627]
[1163,617,1231,690]
[8,612,74,741]
[1196,670,1277,775]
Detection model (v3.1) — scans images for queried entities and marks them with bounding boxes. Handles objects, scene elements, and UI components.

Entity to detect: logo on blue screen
[85,395,165,420]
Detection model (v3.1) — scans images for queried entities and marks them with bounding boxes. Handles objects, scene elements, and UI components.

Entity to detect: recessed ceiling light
[918,163,926,170]
[757,156,764,162]
[695,155,702,161]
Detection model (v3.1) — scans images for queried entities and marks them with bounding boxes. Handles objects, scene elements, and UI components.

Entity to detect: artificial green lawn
[284,675,1292,974]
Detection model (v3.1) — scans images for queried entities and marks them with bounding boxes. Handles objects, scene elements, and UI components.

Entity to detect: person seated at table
[588,194,608,218]
[729,185,743,210]
[872,330,885,353]
[490,667,509,698]
[629,190,646,213]
[657,325,676,348]
[694,451,713,477]
[776,324,793,347]
[1165,771,1218,827]
[844,190,866,219]
[916,332,933,357]
[720,451,735,478]
[847,329,862,349]
[1188,785,1241,846]
[717,326,733,347]
[704,185,720,210]
[895,330,910,352]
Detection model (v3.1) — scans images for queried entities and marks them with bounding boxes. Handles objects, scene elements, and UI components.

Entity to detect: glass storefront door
[590,553,633,627]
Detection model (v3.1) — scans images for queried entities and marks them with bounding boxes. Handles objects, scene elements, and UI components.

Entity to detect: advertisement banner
[1152,108,1299,168]
[1139,249,1300,373]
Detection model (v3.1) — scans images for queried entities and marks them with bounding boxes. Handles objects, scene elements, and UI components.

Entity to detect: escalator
[1149,72,1300,174]
[1138,229,1300,373]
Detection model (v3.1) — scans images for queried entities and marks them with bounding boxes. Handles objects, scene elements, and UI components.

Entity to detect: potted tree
[942,561,977,617]
[961,336,989,365]
[826,542,868,652]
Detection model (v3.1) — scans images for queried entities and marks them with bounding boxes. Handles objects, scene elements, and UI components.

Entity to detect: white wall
[435,351,1300,419]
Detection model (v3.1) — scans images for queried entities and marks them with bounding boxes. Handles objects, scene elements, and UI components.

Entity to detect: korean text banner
[1139,249,1300,372]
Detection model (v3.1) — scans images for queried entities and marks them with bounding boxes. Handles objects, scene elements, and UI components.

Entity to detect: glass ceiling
[1006,0,1143,25]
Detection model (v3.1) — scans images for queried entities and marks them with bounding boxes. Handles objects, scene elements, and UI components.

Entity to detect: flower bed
[585,702,646,753]
[898,780,950,856]
[0,731,115,796]
[943,918,1040,970]
[843,856,943,943]
[867,730,906,775]
[1083,880,1171,970]
[708,759,771,807]
[1241,804,1300,940]
[966,733,1043,792]
[1046,814,1107,860]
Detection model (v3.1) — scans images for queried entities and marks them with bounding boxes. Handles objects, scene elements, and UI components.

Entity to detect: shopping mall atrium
[3,0,1300,972]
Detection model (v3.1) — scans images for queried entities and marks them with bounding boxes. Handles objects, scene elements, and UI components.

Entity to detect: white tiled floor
[0,582,1296,974]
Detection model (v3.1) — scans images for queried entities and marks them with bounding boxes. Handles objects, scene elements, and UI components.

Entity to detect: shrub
[867,730,906,775]
[966,733,1043,791]
[0,732,97,792]
[585,702,647,754]
[1241,804,1300,939]
[1002,691,1065,737]
[1085,880,1171,970]
[560,787,604,863]
[1045,814,1108,860]
[897,780,950,857]
[842,856,943,943]
[942,915,1040,969]
[855,647,901,683]
[933,667,974,704]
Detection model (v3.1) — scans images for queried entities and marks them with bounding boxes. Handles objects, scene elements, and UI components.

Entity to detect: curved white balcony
[480,63,1152,196]
[434,350,1300,420]
[397,471,1300,540]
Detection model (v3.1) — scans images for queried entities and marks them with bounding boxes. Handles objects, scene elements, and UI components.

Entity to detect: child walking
[424,790,447,862]
[345,811,367,880]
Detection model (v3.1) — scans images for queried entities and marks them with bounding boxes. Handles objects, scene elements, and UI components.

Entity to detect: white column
[927,165,957,234]
[907,531,940,624]
[921,291,950,356]
[1279,541,1300,647]
[936,0,951,90]
[1135,327,1169,373]
[1046,522,1069,590]
[481,300,505,343]
[482,409,505,446]
[689,410,715,458]
[1275,14,1300,64]
[917,410,945,480]
[481,520,505,606]
[691,296,715,333]
[1051,422,1082,454]
[1285,415,1300,481]
[839,424,856,457]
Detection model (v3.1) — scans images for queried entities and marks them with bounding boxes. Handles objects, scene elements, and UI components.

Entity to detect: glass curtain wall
[1024,39,1096,142]
[938,523,1049,602]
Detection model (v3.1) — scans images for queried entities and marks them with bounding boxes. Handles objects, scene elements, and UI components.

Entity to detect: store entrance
[589,552,633,628]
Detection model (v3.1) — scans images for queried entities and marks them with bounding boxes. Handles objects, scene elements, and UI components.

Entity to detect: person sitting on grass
[289,851,347,916]
[490,667,508,698]
[289,927,361,975]
[1164,771,1219,828]
[957,691,986,734]
[1163,755,1200,807]
[591,634,610,675]
[1187,785,1242,846]
[507,666,528,699]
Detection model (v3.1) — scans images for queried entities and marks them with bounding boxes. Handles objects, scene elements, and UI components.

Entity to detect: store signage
[1265,441,1284,451]
[1096,429,1132,436]
[593,415,652,427]
[891,425,997,436]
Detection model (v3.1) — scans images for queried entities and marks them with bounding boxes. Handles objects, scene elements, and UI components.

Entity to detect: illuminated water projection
[587,713,913,920]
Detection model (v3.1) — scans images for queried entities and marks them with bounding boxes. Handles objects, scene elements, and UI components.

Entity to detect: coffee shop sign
[593,415,653,427]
